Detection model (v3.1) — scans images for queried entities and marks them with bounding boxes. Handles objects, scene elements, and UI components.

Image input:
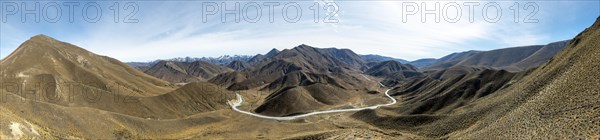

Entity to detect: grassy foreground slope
[453,16,600,139]
[354,17,600,139]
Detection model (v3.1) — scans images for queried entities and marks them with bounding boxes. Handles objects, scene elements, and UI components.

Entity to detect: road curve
[228,75,396,121]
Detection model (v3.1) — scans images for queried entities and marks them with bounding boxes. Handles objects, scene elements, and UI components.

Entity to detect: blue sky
[1,0,599,62]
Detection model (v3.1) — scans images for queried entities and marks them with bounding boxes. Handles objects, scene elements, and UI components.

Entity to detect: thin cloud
[1,1,596,61]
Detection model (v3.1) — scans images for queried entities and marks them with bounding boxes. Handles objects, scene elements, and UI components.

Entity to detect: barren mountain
[210,44,385,117]
[365,60,419,77]
[144,60,232,83]
[254,83,352,116]
[252,70,385,116]
[226,60,250,71]
[266,44,366,72]
[248,48,280,64]
[211,44,367,90]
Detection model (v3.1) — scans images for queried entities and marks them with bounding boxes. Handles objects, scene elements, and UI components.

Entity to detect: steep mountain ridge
[248,48,280,64]
[227,60,250,70]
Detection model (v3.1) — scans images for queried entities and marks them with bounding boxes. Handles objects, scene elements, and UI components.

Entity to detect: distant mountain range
[126,55,254,68]
[359,54,409,64]
[128,41,568,74]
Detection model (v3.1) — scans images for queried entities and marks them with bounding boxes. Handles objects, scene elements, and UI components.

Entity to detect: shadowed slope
[390,68,520,115]
[227,60,250,71]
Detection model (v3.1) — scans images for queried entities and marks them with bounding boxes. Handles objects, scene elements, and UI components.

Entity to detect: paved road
[228,75,396,121]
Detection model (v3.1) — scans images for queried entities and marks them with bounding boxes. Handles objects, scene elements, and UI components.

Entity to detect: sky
[1,0,599,62]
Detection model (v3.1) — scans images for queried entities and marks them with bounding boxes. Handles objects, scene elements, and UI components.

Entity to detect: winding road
[228,75,397,121]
